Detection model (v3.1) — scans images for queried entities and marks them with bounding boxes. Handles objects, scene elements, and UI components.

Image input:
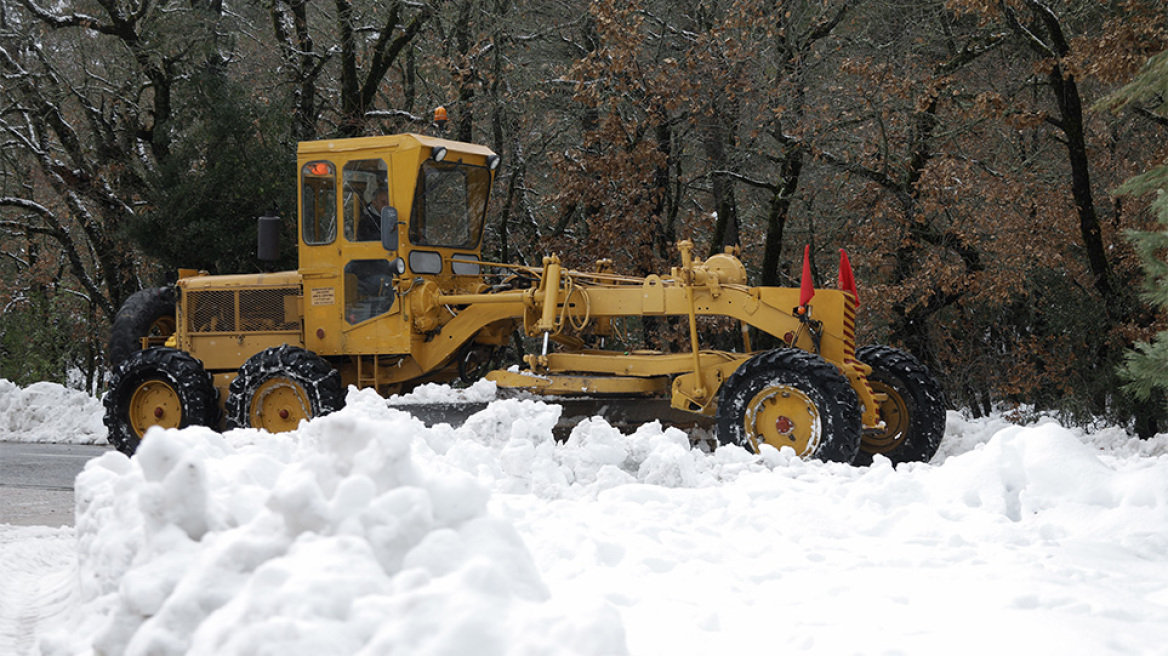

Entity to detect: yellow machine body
[165,132,883,435]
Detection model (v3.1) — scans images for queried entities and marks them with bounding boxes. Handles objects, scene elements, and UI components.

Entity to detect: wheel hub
[149,316,176,337]
[744,384,821,456]
[251,377,312,433]
[862,380,910,453]
[128,379,182,437]
[774,415,795,435]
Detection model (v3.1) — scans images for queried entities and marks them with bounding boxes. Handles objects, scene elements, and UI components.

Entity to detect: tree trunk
[704,103,740,254]
[760,147,804,288]
[454,0,475,142]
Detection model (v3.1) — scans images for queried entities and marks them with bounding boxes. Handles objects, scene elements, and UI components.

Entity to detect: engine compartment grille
[186,287,300,333]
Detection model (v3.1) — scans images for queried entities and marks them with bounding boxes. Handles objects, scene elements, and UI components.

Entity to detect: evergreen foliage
[1119,169,1168,404]
[0,290,96,390]
[1106,49,1168,424]
[126,68,298,275]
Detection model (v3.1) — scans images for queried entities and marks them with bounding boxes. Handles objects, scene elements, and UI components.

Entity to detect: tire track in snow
[0,526,78,656]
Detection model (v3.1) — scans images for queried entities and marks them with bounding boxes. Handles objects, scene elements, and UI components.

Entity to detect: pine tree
[1119,169,1168,404]
[1109,51,1168,418]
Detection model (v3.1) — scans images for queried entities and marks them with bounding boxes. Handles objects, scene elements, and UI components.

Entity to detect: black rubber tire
[458,344,497,383]
[108,286,177,368]
[103,347,219,456]
[855,345,947,465]
[716,349,862,463]
[225,345,345,431]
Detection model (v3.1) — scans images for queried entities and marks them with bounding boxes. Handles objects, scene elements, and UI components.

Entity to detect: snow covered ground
[2,379,1168,655]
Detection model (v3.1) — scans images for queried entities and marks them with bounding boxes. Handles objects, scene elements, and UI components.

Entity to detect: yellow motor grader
[104,131,946,464]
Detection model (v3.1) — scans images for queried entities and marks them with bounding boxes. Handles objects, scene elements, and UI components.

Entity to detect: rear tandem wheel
[855,345,946,465]
[107,286,177,368]
[103,347,220,456]
[225,345,345,432]
[715,349,862,463]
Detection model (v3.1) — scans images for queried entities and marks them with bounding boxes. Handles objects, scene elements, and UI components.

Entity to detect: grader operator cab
[104,132,946,465]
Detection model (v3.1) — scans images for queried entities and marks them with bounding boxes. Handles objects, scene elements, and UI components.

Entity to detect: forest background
[1,0,1167,433]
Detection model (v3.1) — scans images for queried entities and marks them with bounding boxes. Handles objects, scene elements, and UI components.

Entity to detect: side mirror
[380,207,399,252]
[257,213,280,261]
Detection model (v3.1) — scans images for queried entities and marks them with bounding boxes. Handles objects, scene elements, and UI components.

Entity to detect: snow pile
[493,420,1168,655]
[937,410,1168,462]
[0,380,106,444]
[51,404,624,656]
[385,378,499,404]
[5,381,1168,655]
[352,387,778,496]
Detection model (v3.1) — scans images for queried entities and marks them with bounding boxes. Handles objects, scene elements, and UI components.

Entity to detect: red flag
[839,249,860,307]
[799,244,815,307]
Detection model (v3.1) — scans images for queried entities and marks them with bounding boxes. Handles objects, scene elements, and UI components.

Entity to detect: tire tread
[716,349,862,463]
[855,345,946,465]
[225,345,345,430]
[103,347,218,456]
[108,286,177,368]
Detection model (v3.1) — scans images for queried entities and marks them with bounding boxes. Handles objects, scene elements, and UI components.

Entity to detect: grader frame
[104,131,945,464]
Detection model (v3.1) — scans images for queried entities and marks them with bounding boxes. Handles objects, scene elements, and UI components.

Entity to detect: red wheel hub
[775,416,794,435]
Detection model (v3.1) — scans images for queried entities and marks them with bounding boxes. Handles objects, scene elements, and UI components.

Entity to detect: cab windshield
[409,161,489,249]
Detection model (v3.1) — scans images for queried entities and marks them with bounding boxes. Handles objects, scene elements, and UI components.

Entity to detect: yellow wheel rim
[250,377,312,433]
[863,380,910,453]
[743,384,821,456]
[149,315,176,338]
[128,380,182,437]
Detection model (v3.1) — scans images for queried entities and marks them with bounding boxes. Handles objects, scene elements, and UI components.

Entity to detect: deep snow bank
[0,380,106,444]
[6,379,1168,655]
[52,398,625,656]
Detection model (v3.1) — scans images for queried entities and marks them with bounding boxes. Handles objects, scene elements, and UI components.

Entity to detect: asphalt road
[0,443,109,527]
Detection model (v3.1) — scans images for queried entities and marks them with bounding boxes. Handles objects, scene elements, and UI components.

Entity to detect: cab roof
[297,133,496,159]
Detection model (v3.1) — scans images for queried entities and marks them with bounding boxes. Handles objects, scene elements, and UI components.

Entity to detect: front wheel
[716,349,862,463]
[855,345,946,465]
[225,345,345,432]
[103,347,219,456]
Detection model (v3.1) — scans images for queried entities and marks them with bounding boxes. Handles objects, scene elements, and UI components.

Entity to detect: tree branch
[1133,105,1168,129]
[16,0,118,35]
[710,169,779,193]
[997,0,1057,59]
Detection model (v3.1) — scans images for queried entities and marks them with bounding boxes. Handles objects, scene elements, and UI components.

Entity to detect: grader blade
[386,396,714,440]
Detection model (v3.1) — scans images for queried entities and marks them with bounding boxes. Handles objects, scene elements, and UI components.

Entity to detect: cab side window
[342,159,391,242]
[301,161,337,245]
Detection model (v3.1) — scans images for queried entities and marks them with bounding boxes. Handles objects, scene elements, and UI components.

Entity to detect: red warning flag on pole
[799,244,815,307]
[839,248,860,307]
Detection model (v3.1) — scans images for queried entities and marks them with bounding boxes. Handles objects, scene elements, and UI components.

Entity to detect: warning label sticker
[310,287,335,306]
